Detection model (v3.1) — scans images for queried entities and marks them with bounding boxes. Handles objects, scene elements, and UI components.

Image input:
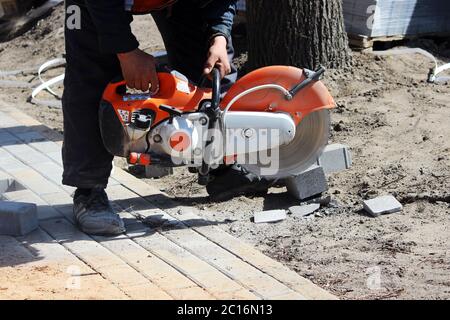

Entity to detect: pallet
[348,32,450,51]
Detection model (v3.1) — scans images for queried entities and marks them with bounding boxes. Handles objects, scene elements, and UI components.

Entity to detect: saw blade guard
[221,66,335,124]
[221,66,334,179]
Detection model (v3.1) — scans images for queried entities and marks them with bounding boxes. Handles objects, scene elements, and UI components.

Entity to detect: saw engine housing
[99,66,335,179]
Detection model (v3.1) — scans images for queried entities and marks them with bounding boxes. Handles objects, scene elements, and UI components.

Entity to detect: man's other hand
[204,36,231,79]
[117,49,159,93]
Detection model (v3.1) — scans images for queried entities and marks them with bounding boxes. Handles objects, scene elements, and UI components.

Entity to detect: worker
[63,0,267,236]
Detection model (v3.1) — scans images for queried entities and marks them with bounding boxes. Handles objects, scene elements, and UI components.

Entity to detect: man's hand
[203,36,231,79]
[117,48,159,93]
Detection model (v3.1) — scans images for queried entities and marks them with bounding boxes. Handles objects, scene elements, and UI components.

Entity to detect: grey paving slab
[285,165,328,200]
[9,168,63,196]
[363,195,403,217]
[3,143,52,165]
[0,200,38,236]
[317,143,352,174]
[253,209,287,224]
[2,189,62,220]
[13,131,47,143]
[289,204,321,218]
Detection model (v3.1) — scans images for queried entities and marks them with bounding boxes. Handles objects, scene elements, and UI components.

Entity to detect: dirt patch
[1,4,449,299]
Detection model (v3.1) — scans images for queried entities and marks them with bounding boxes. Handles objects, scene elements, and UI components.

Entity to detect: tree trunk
[246,0,352,71]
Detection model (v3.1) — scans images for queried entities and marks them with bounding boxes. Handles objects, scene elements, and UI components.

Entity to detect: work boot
[73,187,125,236]
[206,164,271,201]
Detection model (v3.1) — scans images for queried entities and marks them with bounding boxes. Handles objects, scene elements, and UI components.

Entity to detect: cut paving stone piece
[316,143,352,174]
[0,200,38,236]
[285,165,328,200]
[363,195,403,217]
[289,203,320,218]
[253,210,287,224]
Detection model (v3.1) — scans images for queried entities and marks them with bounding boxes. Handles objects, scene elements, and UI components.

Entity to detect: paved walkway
[0,106,335,300]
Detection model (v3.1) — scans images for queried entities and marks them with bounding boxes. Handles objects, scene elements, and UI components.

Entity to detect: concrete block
[253,209,287,224]
[317,143,352,174]
[144,165,173,178]
[289,203,320,217]
[0,200,38,236]
[363,195,403,217]
[285,165,328,200]
[3,189,62,220]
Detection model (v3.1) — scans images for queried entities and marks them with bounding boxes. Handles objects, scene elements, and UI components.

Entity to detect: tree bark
[246,0,352,70]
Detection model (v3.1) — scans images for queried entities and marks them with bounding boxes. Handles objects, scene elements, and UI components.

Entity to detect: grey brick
[363,195,403,217]
[2,189,62,220]
[285,165,328,200]
[317,143,352,174]
[0,200,38,236]
[253,210,287,224]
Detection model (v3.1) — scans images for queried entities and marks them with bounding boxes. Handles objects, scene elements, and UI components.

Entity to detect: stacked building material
[343,0,450,38]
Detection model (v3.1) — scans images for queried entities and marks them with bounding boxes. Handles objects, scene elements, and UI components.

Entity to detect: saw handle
[289,66,326,97]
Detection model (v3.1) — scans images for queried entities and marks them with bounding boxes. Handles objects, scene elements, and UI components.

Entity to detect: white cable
[372,47,450,84]
[222,84,291,117]
[37,58,66,96]
[31,73,64,108]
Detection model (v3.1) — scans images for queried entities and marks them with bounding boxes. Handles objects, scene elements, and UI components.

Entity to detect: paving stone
[14,131,47,143]
[3,144,51,165]
[46,151,63,165]
[363,195,403,217]
[0,130,20,146]
[124,283,173,300]
[188,225,336,300]
[167,286,214,300]
[0,235,37,265]
[2,190,61,220]
[28,140,61,154]
[40,218,127,269]
[211,258,296,299]
[0,200,38,236]
[285,165,328,200]
[29,161,63,186]
[133,232,215,276]
[253,209,287,224]
[94,237,197,293]
[0,154,29,173]
[289,203,321,217]
[9,168,62,196]
[317,143,352,174]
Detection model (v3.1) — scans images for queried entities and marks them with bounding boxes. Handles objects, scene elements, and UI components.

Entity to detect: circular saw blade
[241,109,330,179]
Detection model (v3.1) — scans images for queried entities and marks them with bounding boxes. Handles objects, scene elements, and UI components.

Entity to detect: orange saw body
[100,66,335,182]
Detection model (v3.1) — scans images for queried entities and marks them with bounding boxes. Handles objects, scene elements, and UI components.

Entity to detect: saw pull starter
[99,65,335,183]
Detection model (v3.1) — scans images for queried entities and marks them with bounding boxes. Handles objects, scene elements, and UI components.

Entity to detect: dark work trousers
[62,1,237,189]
